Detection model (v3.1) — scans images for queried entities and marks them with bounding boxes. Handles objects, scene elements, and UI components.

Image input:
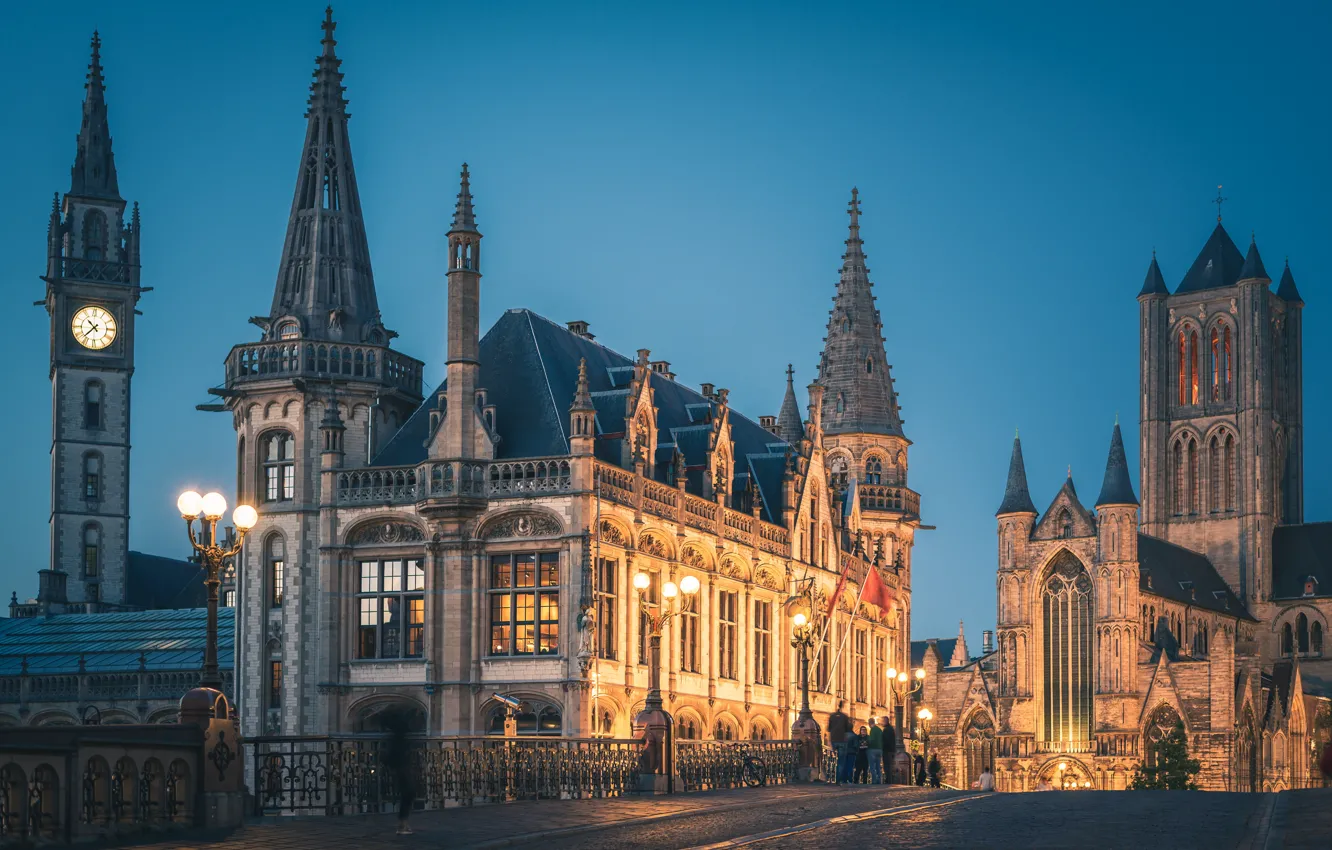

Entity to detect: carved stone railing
[224,341,424,397]
[682,493,718,531]
[593,462,635,505]
[55,256,134,285]
[757,523,789,555]
[424,461,487,498]
[0,669,233,713]
[249,736,640,815]
[1094,733,1140,757]
[723,509,753,542]
[336,467,419,505]
[642,480,678,515]
[0,725,203,844]
[674,740,799,791]
[85,674,138,701]
[858,484,921,517]
[488,460,572,497]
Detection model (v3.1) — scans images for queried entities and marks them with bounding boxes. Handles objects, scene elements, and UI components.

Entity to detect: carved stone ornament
[1230,298,1238,315]
[598,520,626,546]
[348,521,425,546]
[639,532,669,559]
[1168,308,1175,324]
[755,569,781,590]
[680,546,708,569]
[482,512,562,539]
[1198,304,1207,320]
[718,559,745,580]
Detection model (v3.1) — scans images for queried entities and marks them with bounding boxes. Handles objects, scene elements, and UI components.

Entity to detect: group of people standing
[826,701,946,787]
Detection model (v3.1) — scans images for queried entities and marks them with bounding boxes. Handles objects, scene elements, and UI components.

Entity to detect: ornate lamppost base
[790,715,823,781]
[632,706,675,794]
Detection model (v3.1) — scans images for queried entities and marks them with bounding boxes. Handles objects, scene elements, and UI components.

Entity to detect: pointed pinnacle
[322,7,337,56]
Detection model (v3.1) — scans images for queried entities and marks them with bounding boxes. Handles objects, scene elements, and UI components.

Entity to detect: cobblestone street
[123,785,1332,849]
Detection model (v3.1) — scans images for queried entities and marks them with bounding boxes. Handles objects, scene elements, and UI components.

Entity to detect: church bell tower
[43,33,143,606]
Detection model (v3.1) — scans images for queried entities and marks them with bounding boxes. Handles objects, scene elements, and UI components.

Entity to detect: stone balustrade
[224,340,424,396]
[858,483,921,516]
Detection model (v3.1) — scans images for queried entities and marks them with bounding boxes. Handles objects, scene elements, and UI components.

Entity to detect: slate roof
[1095,423,1138,507]
[1176,223,1246,294]
[375,309,792,523]
[1139,255,1169,297]
[1272,522,1332,600]
[996,435,1038,515]
[1238,238,1270,281]
[911,638,961,670]
[0,608,234,675]
[125,551,206,610]
[1138,534,1254,620]
[1276,261,1304,304]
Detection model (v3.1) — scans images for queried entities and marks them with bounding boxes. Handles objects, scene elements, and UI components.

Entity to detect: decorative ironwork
[675,741,798,792]
[347,520,424,545]
[210,730,236,781]
[249,736,641,815]
[480,512,563,540]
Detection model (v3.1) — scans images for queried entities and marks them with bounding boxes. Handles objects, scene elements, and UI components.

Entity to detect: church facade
[219,12,917,741]
[917,223,1328,792]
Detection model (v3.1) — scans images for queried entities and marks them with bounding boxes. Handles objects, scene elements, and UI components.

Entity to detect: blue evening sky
[1,1,1328,645]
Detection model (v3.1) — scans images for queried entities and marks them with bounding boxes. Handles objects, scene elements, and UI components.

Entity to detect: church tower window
[82,209,107,260]
[865,455,882,485]
[83,453,101,500]
[268,535,285,608]
[1281,622,1293,656]
[262,432,296,502]
[1297,613,1309,654]
[1314,622,1324,656]
[1189,331,1200,404]
[84,381,103,430]
[82,524,101,577]
[1041,552,1093,748]
[829,457,848,495]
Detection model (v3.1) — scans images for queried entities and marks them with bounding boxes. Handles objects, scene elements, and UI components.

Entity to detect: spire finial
[1067,464,1072,479]
[786,363,794,385]
[848,187,861,233]
[450,163,478,233]
[321,7,337,56]
[1213,184,1227,223]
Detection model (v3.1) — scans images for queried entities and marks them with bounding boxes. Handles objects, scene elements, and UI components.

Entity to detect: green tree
[1131,720,1201,790]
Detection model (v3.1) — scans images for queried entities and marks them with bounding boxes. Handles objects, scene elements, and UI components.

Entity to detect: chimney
[649,360,675,380]
[982,630,994,655]
[700,382,715,400]
[566,320,594,339]
[759,415,777,433]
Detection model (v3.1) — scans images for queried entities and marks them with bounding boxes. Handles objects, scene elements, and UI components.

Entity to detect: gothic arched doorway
[961,711,996,789]
[1036,757,1095,790]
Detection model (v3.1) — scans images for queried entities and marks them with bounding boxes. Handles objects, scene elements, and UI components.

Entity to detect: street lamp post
[917,707,934,786]
[886,665,925,784]
[786,597,821,779]
[631,571,700,792]
[178,490,257,691]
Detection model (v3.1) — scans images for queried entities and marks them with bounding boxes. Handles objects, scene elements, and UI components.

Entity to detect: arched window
[277,321,300,340]
[1189,331,1199,404]
[677,715,700,740]
[1186,437,1199,515]
[1177,330,1187,405]
[1281,622,1293,656]
[1224,434,1236,511]
[835,393,845,414]
[83,524,101,577]
[1210,328,1220,401]
[961,712,996,790]
[262,432,296,502]
[267,535,285,608]
[1314,622,1324,656]
[865,455,883,485]
[484,700,562,736]
[1208,436,1222,513]
[1057,510,1073,539]
[713,718,738,741]
[865,357,873,374]
[1041,552,1093,747]
[1144,704,1186,771]
[1172,440,1185,516]
[83,453,101,500]
[84,381,103,429]
[1223,326,1233,399]
[829,456,849,495]
[83,210,107,260]
[1297,613,1309,654]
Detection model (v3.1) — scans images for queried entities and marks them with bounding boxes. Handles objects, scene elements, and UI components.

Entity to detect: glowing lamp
[915,668,926,680]
[679,575,701,595]
[662,581,679,599]
[793,612,808,628]
[177,490,202,518]
[232,504,258,531]
[633,572,651,591]
[886,667,898,680]
[201,492,227,520]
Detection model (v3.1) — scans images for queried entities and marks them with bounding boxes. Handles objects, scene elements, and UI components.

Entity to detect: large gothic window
[83,524,102,578]
[829,456,849,495]
[1177,329,1200,405]
[1144,704,1185,771]
[1042,552,1093,748]
[962,712,996,789]
[864,455,883,485]
[1189,331,1200,404]
[262,432,296,502]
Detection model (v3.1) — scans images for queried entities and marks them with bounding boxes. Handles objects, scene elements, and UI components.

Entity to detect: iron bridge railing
[675,740,800,792]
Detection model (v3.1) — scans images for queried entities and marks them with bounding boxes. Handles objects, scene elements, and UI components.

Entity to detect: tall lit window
[853,629,867,704]
[1223,326,1232,399]
[83,524,101,577]
[84,381,103,429]
[1189,330,1200,404]
[753,600,772,685]
[1178,331,1187,405]
[816,617,831,691]
[829,457,848,494]
[358,558,426,659]
[1042,552,1093,747]
[268,536,285,608]
[268,661,282,709]
[262,433,296,502]
[489,553,558,656]
[680,601,700,673]
[836,623,848,697]
[717,590,738,679]
[874,635,888,705]
[637,571,659,665]
[83,453,101,500]
[595,557,617,660]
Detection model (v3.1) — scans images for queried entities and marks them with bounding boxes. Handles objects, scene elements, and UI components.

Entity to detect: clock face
[71,305,117,350]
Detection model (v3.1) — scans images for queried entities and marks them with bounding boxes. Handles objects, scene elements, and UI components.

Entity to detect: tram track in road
[683,792,991,849]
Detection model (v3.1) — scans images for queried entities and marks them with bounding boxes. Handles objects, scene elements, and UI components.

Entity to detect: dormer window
[278,321,300,340]
[1304,576,1319,598]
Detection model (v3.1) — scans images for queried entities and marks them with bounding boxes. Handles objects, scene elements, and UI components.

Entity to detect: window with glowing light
[358,558,426,659]
[488,553,558,657]
[1041,551,1093,748]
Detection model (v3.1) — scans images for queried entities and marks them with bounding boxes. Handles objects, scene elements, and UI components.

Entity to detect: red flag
[862,565,896,613]
[825,562,851,620]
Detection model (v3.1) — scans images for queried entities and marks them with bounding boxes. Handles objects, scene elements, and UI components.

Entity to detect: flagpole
[825,565,872,697]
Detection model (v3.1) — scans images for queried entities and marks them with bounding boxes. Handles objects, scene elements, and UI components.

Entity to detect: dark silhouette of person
[379,706,417,835]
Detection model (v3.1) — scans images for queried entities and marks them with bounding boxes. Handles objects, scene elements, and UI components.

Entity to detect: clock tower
[42,33,143,606]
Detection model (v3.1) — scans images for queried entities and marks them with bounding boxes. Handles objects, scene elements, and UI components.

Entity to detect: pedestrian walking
[827,702,851,784]
[977,764,995,792]
[867,719,884,784]
[927,752,942,788]
[913,753,926,787]
[879,717,897,785]
[379,706,416,836]
[853,726,870,784]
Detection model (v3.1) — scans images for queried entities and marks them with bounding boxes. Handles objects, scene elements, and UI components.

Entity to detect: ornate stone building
[918,222,1328,792]
[219,12,920,741]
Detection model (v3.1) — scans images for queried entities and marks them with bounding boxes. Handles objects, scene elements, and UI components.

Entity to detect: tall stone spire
[777,364,803,445]
[996,434,1038,516]
[1095,421,1139,507]
[70,31,120,200]
[452,163,478,233]
[267,7,382,343]
[818,189,904,436]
